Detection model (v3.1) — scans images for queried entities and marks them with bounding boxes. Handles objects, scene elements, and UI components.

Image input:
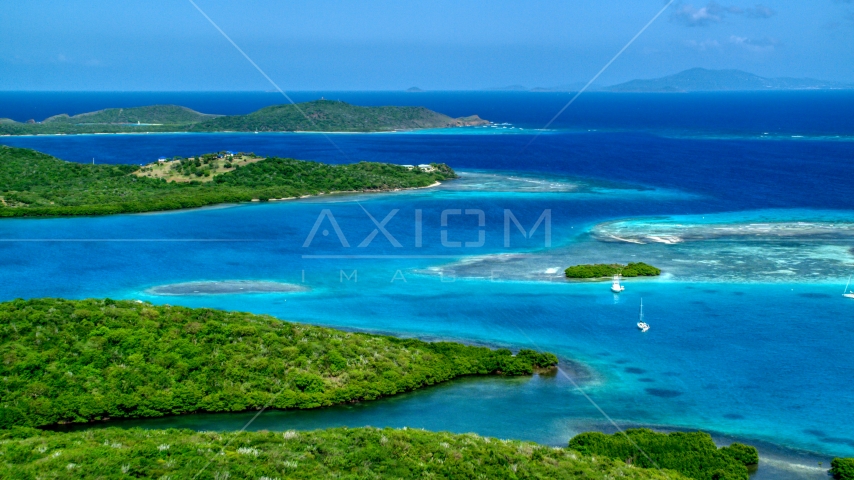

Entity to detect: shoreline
[4,128,854,142]
[262,180,442,202]
[41,387,843,480]
[290,321,592,381]
[574,420,839,479]
[0,179,447,220]
[0,127,489,138]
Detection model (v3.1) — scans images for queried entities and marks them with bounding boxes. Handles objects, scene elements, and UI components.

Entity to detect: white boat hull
[610,274,625,293]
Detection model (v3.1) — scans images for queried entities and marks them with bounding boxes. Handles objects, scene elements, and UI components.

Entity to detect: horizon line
[3,88,854,93]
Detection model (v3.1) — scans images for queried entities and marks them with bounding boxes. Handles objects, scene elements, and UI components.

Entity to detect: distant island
[484,69,853,93]
[603,68,853,93]
[0,100,489,135]
[486,82,589,92]
[0,145,457,217]
[565,262,661,279]
[37,104,218,125]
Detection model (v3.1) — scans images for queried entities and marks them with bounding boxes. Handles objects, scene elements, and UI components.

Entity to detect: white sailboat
[844,276,854,299]
[610,274,625,293]
[637,298,650,332]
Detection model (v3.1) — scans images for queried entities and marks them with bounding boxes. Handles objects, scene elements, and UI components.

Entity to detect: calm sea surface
[2,92,853,479]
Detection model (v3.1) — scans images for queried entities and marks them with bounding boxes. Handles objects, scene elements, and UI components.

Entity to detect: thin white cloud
[728,35,779,51]
[671,3,728,26]
[684,35,778,52]
[671,2,776,26]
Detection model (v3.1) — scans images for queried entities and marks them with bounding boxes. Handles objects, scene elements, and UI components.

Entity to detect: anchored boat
[611,274,625,293]
[637,298,650,332]
[844,276,854,299]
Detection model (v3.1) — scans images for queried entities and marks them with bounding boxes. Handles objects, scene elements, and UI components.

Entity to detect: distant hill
[604,68,853,92]
[0,100,488,135]
[406,87,424,92]
[42,105,218,125]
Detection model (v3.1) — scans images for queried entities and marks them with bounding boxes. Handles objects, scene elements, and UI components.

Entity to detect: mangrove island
[565,262,662,279]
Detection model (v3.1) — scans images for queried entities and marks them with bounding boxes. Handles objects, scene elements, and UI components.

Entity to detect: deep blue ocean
[2,92,853,479]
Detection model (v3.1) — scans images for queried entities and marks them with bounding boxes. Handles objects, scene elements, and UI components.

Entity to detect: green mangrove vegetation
[833,458,854,480]
[0,426,682,479]
[0,145,456,217]
[568,429,759,480]
[0,297,759,480]
[0,298,557,429]
[564,262,662,279]
[0,100,488,135]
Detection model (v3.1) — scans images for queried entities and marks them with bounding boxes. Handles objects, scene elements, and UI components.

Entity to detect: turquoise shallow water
[126,279,854,457]
[3,182,852,461]
[3,125,854,478]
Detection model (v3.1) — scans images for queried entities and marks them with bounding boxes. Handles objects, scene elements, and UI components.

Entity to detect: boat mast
[845,276,852,294]
[639,298,644,323]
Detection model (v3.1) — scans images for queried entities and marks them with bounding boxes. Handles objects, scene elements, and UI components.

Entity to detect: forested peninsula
[0,146,456,217]
[0,298,784,480]
[0,298,557,429]
[0,100,489,135]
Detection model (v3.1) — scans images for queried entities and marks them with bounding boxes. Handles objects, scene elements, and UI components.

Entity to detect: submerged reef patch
[593,216,854,245]
[147,280,309,295]
[645,388,684,398]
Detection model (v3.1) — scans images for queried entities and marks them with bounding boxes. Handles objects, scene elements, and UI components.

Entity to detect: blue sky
[2,0,853,90]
